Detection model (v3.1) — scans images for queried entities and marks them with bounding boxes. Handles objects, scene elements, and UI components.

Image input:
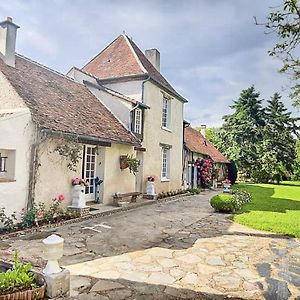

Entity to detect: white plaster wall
[0,72,27,109]
[35,139,137,207]
[34,138,82,208]
[104,80,142,101]
[0,71,36,218]
[142,81,184,193]
[102,143,137,205]
[68,68,135,130]
[88,86,132,129]
[0,112,35,217]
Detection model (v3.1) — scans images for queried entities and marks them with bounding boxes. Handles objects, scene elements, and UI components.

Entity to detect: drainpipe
[141,75,151,104]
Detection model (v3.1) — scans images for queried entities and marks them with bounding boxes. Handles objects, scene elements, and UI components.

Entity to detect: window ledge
[161,126,172,133]
[0,178,16,183]
[161,178,170,182]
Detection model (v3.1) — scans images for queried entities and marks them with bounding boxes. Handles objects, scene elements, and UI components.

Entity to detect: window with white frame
[162,98,170,128]
[161,147,170,179]
[134,108,142,134]
[0,153,8,173]
[0,149,16,181]
[82,145,97,196]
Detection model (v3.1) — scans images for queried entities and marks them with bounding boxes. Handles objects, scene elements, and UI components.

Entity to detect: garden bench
[113,192,142,206]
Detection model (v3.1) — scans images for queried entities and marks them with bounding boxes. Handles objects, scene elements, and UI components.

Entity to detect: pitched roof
[82,35,186,102]
[184,127,229,163]
[0,55,139,146]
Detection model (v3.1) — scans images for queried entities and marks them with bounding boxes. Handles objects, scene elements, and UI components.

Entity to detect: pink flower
[57,194,65,202]
[21,207,26,212]
[37,210,45,218]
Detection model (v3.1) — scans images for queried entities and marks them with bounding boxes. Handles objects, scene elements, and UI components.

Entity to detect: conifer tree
[260,93,298,182]
[219,86,265,178]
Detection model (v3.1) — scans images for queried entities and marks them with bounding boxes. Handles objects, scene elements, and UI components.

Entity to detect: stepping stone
[90,279,125,292]
[264,278,291,300]
[288,265,300,275]
[180,272,199,286]
[206,256,225,266]
[147,272,176,285]
[256,263,271,278]
[278,271,300,287]
[70,276,92,291]
[106,289,132,299]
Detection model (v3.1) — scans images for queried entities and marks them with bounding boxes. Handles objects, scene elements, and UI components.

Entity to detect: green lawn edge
[232,181,300,238]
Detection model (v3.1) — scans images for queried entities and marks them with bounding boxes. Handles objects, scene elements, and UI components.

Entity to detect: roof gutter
[40,128,140,147]
[97,73,147,84]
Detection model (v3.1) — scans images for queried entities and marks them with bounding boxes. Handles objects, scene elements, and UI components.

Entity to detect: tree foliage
[217,86,298,183]
[293,138,300,179]
[259,0,300,107]
[219,86,265,179]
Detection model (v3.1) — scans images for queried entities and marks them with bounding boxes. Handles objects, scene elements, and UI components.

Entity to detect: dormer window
[134,108,142,134]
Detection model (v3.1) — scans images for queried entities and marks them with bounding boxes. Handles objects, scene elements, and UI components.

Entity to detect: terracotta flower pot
[120,155,129,170]
[0,262,45,300]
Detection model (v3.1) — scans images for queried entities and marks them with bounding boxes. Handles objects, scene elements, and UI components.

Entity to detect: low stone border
[0,192,194,239]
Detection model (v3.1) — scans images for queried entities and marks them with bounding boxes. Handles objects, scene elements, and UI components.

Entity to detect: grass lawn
[232,181,300,238]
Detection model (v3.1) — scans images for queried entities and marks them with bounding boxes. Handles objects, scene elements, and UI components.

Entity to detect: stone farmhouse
[183,125,229,188]
[0,17,187,216]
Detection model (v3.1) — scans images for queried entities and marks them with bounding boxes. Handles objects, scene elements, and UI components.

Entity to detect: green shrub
[188,188,201,195]
[210,190,252,213]
[0,251,37,295]
[210,193,239,213]
[233,189,251,205]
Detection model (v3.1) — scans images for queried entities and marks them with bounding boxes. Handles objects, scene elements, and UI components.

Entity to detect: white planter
[71,184,86,208]
[223,183,231,193]
[146,181,155,195]
[42,234,64,275]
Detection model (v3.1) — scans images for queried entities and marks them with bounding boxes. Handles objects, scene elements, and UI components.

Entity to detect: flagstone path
[1,191,299,299]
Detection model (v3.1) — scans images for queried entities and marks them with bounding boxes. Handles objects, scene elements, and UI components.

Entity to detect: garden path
[1,191,299,299]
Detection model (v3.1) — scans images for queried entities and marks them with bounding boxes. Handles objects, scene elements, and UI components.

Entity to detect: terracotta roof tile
[83,35,143,79]
[0,55,139,146]
[83,35,185,101]
[184,127,229,163]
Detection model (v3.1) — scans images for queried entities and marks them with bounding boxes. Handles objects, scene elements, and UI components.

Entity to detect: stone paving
[1,191,300,299]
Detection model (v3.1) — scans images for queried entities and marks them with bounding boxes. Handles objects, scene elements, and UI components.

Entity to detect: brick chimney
[145,49,160,72]
[0,17,20,67]
[200,124,206,138]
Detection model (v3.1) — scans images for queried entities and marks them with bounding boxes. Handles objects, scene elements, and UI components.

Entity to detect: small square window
[0,149,16,181]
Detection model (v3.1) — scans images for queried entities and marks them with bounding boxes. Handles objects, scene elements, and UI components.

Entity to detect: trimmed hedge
[210,194,238,213]
[210,189,251,213]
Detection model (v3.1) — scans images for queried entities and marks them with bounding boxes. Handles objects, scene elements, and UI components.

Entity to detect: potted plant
[119,155,129,169]
[223,178,232,193]
[146,176,156,196]
[71,177,89,208]
[0,251,45,300]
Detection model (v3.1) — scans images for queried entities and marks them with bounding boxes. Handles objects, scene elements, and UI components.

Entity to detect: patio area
[1,191,299,299]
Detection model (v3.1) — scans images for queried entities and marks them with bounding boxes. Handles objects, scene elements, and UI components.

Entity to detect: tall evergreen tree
[260,93,298,182]
[219,86,265,178]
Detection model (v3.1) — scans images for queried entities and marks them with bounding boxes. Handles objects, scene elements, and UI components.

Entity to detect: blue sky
[0,0,298,126]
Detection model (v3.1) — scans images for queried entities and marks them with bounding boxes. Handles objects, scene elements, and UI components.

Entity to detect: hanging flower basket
[119,155,140,174]
[120,155,129,170]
